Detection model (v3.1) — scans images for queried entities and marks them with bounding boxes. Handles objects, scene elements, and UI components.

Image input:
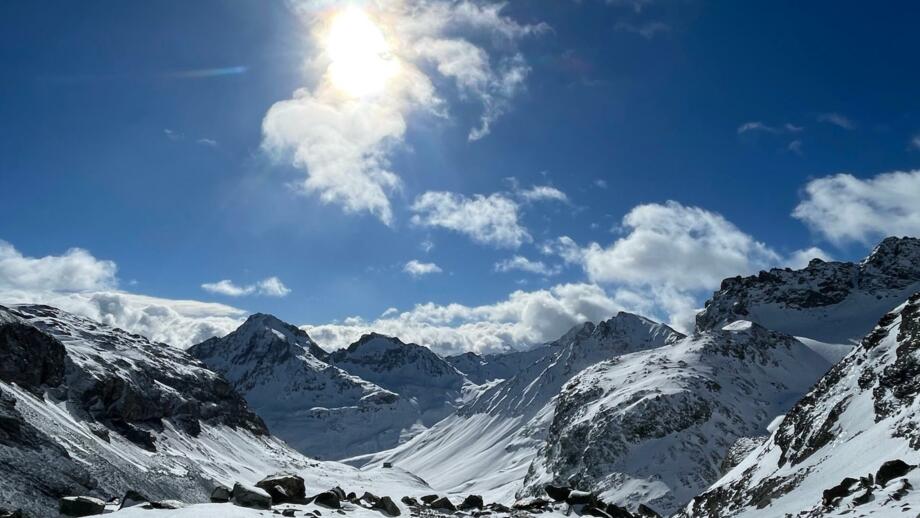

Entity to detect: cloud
[262,1,544,224]
[302,282,636,355]
[196,138,219,147]
[494,255,561,276]
[403,260,443,277]
[793,170,920,244]
[542,202,826,331]
[0,240,244,347]
[817,112,855,130]
[786,246,833,269]
[614,21,670,39]
[201,276,291,297]
[410,191,531,248]
[517,185,569,203]
[594,179,608,189]
[788,139,804,155]
[737,121,803,134]
[910,135,920,151]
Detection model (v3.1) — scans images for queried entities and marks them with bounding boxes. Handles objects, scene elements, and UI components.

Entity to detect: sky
[1,0,919,354]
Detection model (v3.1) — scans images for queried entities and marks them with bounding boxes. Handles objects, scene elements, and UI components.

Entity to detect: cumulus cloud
[0,240,244,347]
[403,260,443,277]
[262,1,544,224]
[201,276,291,297]
[817,112,855,130]
[302,282,637,355]
[494,255,561,276]
[793,170,920,244]
[410,191,531,248]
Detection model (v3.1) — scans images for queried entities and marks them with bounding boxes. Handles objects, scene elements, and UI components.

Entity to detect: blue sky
[1,0,919,353]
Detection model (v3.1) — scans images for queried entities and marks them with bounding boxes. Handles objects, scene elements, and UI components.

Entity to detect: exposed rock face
[718,437,766,476]
[190,315,418,459]
[680,293,920,517]
[0,322,65,394]
[58,496,105,516]
[521,321,830,515]
[696,236,920,343]
[446,346,553,385]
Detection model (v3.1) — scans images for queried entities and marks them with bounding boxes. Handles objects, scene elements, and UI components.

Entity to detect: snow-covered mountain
[680,292,920,518]
[446,346,554,385]
[189,315,419,460]
[329,333,469,429]
[696,236,920,345]
[355,313,685,503]
[520,321,832,516]
[0,304,312,516]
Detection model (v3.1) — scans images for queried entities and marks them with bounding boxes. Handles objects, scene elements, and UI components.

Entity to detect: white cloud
[0,240,244,348]
[201,276,291,297]
[494,255,561,276]
[411,191,531,248]
[403,260,443,277]
[817,112,855,130]
[262,1,544,224]
[737,121,803,135]
[793,170,920,244]
[517,185,569,203]
[786,246,833,269]
[302,282,636,355]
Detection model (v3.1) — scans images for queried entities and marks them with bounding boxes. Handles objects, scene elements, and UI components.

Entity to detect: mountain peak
[224,312,328,360]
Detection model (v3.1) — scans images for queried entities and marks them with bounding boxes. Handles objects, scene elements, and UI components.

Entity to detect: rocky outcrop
[231,482,271,509]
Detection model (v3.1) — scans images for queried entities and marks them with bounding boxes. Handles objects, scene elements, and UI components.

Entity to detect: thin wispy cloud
[614,21,670,39]
[494,255,561,276]
[201,276,291,297]
[817,112,855,130]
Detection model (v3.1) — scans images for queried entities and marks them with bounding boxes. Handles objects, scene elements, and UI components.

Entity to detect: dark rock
[876,459,915,486]
[583,504,612,518]
[544,485,572,502]
[420,494,439,504]
[283,510,297,517]
[891,478,912,501]
[0,510,23,518]
[256,473,307,504]
[459,495,484,510]
[348,492,358,502]
[59,496,105,517]
[605,503,634,518]
[566,490,594,505]
[359,492,380,506]
[513,498,549,511]
[635,504,661,518]
[118,489,150,509]
[373,496,401,516]
[400,496,419,507]
[331,487,347,500]
[488,503,511,513]
[852,488,873,506]
[232,482,272,510]
[430,497,457,511]
[0,322,66,395]
[383,462,393,468]
[314,491,342,509]
[151,500,186,509]
[211,484,232,503]
[822,477,858,506]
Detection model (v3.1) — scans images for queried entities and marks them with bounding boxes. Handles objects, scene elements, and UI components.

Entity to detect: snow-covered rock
[355,313,685,503]
[189,315,418,460]
[680,292,920,518]
[521,321,831,515]
[329,333,469,429]
[696,236,920,344]
[446,346,554,385]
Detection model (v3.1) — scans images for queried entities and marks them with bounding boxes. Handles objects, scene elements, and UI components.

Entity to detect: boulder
[430,497,457,511]
[359,491,380,506]
[331,486,347,500]
[605,503,634,518]
[256,473,307,504]
[211,484,232,503]
[314,491,342,509]
[512,498,549,511]
[822,477,858,506]
[459,494,484,510]
[566,490,594,505]
[151,500,186,509]
[373,496,401,516]
[118,490,150,510]
[635,504,661,518]
[59,496,106,517]
[876,459,915,486]
[420,494,439,504]
[488,503,511,513]
[0,510,22,518]
[400,496,419,507]
[283,510,297,517]
[583,504,612,518]
[232,482,272,510]
[544,485,572,502]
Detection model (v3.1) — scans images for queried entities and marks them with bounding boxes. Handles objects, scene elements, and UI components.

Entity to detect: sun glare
[325,7,399,98]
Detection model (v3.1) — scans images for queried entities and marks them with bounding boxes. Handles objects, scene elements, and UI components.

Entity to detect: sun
[325,7,399,98]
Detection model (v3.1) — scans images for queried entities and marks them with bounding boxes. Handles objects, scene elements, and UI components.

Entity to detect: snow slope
[353,313,685,503]
[696,237,920,344]
[680,292,920,518]
[521,321,832,515]
[189,315,419,460]
[446,345,554,385]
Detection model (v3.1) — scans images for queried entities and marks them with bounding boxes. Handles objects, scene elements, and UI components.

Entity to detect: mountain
[355,313,685,503]
[696,236,920,346]
[189,315,419,460]
[520,321,832,516]
[0,304,310,516]
[446,346,554,385]
[329,333,469,429]
[680,292,920,518]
